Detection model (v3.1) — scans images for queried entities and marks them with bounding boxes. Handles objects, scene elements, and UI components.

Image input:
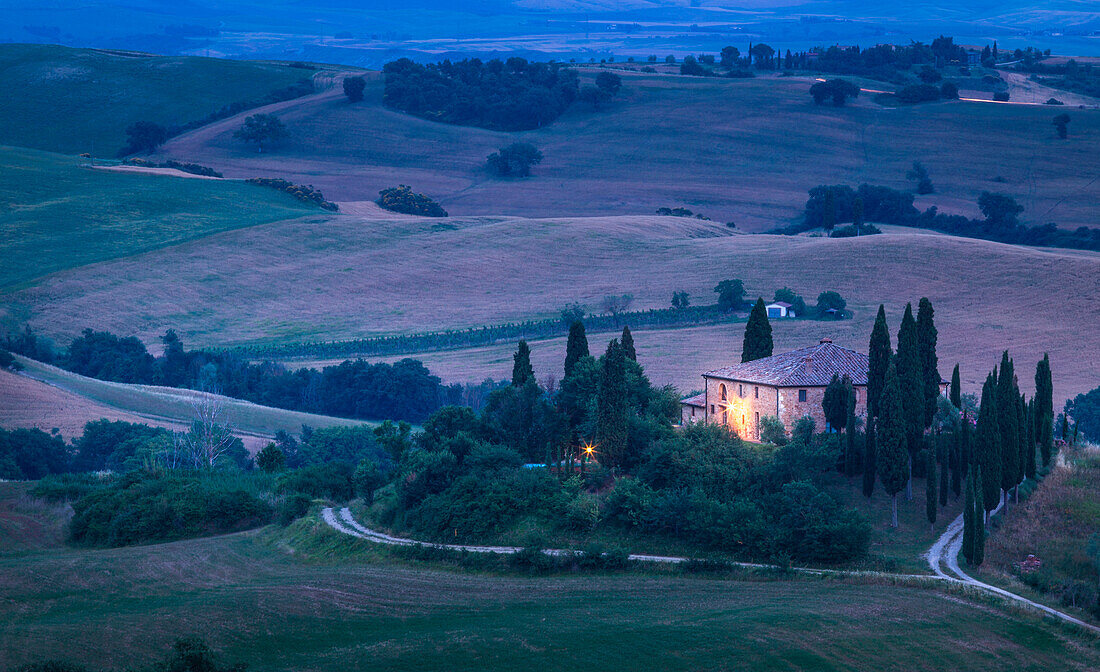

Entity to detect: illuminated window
[799,389,807,402]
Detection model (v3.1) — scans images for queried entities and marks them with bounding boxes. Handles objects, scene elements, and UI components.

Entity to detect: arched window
[719,384,727,401]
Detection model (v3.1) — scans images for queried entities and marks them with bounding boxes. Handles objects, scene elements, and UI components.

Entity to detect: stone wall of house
[681,403,704,425]
[705,378,870,440]
[704,377,780,441]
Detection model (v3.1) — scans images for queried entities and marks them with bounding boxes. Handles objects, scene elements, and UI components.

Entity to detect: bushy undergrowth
[245,177,338,210]
[376,185,447,217]
[60,472,273,547]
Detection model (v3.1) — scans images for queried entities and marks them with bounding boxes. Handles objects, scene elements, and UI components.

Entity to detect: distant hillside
[8,211,1098,406]
[156,69,1100,232]
[0,146,318,289]
[0,44,318,155]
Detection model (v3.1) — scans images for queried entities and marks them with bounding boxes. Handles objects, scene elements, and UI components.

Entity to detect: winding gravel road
[322,505,1100,635]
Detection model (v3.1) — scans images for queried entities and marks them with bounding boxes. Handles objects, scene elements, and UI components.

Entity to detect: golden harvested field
[7,213,1098,407]
[0,368,187,439]
[156,69,1100,232]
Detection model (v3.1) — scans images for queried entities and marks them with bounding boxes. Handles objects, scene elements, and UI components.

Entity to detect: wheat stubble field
[6,211,1097,406]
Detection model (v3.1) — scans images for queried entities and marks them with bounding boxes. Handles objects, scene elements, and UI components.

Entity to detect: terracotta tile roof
[681,393,707,407]
[704,339,869,387]
[767,301,793,308]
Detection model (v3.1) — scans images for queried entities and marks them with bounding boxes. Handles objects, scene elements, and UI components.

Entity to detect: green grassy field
[157,68,1100,232]
[0,44,320,156]
[1,482,1097,672]
[9,356,374,440]
[0,145,321,289]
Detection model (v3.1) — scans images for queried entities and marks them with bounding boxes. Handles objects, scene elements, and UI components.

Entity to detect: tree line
[3,328,482,424]
[780,182,1100,252]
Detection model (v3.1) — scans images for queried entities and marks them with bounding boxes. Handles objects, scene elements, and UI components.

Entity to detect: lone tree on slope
[233,114,287,153]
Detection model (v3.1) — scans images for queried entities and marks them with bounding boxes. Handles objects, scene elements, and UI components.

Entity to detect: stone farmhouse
[680,338,870,440]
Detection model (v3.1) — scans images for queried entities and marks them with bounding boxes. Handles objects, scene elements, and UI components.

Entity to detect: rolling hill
[0,145,322,290]
[5,211,1097,407]
[154,68,1100,232]
[0,44,323,156]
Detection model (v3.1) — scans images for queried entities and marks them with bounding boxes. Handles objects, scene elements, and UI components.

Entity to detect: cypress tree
[845,401,858,476]
[959,410,971,479]
[975,374,1002,514]
[877,359,909,527]
[512,340,535,387]
[938,436,949,507]
[951,424,963,499]
[916,297,940,428]
[564,320,589,379]
[596,339,629,471]
[1034,354,1054,467]
[741,298,773,363]
[1025,397,1037,479]
[621,326,636,361]
[862,416,876,498]
[895,303,925,498]
[996,352,1019,503]
[962,470,975,565]
[950,363,962,410]
[867,305,892,419]
[973,466,986,566]
[1015,394,1028,492]
[926,449,937,530]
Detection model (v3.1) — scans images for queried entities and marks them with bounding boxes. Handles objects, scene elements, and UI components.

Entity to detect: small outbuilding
[765,301,795,318]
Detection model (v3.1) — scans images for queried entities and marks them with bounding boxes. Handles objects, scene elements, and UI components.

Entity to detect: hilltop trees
[382,57,579,131]
[122,121,169,155]
[377,185,448,217]
[714,279,746,311]
[907,161,934,194]
[233,114,287,153]
[1053,113,1071,139]
[741,299,773,363]
[486,142,543,177]
[343,75,366,102]
[810,78,860,106]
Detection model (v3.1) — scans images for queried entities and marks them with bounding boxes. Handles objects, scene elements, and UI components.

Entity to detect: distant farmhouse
[681,337,947,440]
[681,338,869,440]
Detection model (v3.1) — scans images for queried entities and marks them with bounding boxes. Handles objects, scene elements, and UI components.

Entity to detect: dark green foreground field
[1,483,1097,671]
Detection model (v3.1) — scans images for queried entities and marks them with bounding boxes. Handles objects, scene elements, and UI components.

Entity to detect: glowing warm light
[582,442,596,458]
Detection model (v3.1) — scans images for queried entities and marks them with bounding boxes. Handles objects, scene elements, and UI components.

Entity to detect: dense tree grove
[382,57,580,131]
[376,185,448,217]
[46,329,460,424]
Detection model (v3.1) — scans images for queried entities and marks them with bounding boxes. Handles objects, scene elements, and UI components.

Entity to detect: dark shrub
[277,462,355,501]
[377,185,448,217]
[277,492,312,525]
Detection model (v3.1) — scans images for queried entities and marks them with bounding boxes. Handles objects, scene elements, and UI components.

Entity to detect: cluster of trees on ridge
[776,180,1100,252]
[2,327,493,424]
[382,57,584,131]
